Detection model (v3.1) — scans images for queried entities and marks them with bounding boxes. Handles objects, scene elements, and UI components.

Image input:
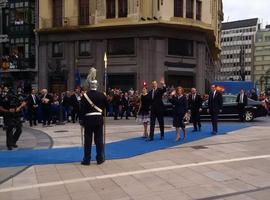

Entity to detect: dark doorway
[167,75,194,90]
[108,74,136,91]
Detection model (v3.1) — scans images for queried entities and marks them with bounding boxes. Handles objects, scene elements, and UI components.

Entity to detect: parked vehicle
[200,95,268,122]
[164,95,267,122]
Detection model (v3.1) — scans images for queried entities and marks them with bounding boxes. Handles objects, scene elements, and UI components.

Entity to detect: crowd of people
[1,82,270,151]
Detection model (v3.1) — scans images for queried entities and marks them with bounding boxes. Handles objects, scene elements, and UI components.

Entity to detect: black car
[164,95,267,122]
[200,95,267,122]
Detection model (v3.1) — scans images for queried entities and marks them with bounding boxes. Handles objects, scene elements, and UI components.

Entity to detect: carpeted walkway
[0,123,248,168]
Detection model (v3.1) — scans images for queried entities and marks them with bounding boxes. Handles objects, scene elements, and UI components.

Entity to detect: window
[186,0,194,19]
[79,41,91,56]
[79,0,90,25]
[53,0,63,27]
[168,38,193,57]
[196,0,202,20]
[107,38,135,55]
[52,42,63,57]
[174,0,183,17]
[118,0,127,18]
[106,0,116,19]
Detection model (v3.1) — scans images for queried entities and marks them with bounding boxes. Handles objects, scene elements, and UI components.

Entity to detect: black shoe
[12,144,18,148]
[97,160,105,165]
[81,160,90,165]
[146,138,154,142]
[160,136,164,140]
[211,131,217,135]
[198,127,201,132]
[192,129,197,132]
[7,146,12,150]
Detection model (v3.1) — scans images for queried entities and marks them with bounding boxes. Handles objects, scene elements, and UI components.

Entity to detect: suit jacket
[70,93,81,110]
[169,95,188,116]
[208,91,223,113]
[188,93,202,112]
[27,94,40,110]
[40,94,53,108]
[148,86,167,112]
[236,93,248,106]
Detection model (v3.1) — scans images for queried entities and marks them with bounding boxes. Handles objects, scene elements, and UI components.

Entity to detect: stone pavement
[0,117,270,199]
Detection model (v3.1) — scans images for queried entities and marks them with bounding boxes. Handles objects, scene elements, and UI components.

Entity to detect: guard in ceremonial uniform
[80,68,108,165]
[0,88,26,150]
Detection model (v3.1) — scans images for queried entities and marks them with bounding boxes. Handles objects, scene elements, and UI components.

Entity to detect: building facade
[0,0,36,92]
[254,26,270,93]
[37,0,223,93]
[218,18,259,81]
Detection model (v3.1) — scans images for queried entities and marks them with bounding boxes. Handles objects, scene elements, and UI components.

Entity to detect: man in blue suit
[207,85,223,134]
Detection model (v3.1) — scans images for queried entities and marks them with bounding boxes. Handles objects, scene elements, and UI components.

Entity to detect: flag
[75,68,81,86]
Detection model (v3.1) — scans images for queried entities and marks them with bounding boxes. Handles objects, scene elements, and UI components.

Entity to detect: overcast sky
[223,0,270,26]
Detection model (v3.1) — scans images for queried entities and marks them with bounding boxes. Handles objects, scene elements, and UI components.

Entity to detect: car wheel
[244,110,254,122]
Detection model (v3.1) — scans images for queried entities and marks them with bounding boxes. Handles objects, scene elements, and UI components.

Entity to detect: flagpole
[103,52,107,158]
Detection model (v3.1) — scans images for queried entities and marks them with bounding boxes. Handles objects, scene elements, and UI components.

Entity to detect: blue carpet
[0,123,248,168]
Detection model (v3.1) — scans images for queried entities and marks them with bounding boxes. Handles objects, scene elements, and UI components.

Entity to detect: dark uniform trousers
[83,116,104,162]
[6,125,22,147]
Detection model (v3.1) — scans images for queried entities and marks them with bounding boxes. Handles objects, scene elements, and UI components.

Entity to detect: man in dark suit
[120,92,130,119]
[27,89,40,126]
[80,68,108,165]
[236,88,248,122]
[148,79,167,141]
[188,88,203,132]
[40,89,53,126]
[71,87,81,123]
[207,85,223,134]
[111,90,121,120]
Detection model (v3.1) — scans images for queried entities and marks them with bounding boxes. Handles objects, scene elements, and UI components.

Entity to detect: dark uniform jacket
[80,90,108,126]
[0,91,22,126]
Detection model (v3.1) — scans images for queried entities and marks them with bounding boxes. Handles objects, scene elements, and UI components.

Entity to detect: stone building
[37,0,223,93]
[254,26,270,93]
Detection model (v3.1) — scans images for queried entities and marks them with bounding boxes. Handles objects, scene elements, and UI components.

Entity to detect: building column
[38,42,48,89]
[196,42,206,93]
[66,42,75,90]
[193,0,196,20]
[183,0,186,18]
[95,39,106,91]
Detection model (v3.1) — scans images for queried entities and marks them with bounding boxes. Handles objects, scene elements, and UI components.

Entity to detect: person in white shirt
[236,88,248,122]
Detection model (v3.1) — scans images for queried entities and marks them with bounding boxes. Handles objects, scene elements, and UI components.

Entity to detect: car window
[223,96,237,103]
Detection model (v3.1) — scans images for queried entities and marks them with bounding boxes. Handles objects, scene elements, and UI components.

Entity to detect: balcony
[8,24,35,35]
[40,16,95,29]
[1,57,35,72]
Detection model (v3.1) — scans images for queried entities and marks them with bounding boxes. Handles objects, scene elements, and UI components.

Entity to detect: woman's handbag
[183,112,191,125]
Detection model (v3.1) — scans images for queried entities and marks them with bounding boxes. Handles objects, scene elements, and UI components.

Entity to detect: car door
[221,96,238,117]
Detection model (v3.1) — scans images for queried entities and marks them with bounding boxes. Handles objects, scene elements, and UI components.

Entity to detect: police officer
[0,87,26,150]
[80,68,108,165]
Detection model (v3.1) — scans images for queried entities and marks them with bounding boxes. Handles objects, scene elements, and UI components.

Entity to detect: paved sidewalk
[0,117,270,199]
